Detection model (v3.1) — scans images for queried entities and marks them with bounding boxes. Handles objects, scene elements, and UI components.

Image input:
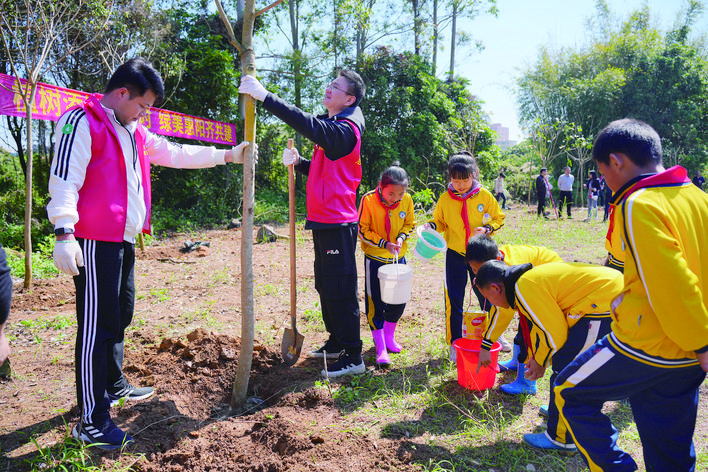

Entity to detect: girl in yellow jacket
[475,260,623,454]
[357,163,415,367]
[424,152,504,361]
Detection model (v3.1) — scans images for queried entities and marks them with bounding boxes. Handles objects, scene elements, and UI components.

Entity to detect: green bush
[6,234,59,279]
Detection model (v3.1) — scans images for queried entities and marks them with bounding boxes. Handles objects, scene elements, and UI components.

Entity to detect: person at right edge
[555,119,708,472]
[0,244,11,369]
[239,71,366,378]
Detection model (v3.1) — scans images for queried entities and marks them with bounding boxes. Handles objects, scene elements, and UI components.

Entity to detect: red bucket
[453,338,501,391]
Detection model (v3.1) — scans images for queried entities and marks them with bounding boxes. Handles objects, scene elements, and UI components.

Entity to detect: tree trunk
[231,0,257,412]
[412,0,420,56]
[449,2,457,80]
[333,0,339,69]
[23,83,38,289]
[432,0,438,75]
[289,0,304,190]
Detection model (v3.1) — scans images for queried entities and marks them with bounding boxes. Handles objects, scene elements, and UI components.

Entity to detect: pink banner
[0,73,238,146]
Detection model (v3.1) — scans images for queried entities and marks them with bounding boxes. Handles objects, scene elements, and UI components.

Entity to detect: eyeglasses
[327,81,353,96]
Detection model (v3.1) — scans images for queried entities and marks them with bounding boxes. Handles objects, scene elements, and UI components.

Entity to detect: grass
[6,205,706,472]
[27,432,143,472]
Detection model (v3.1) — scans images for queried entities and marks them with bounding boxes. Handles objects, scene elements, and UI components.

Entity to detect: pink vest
[305,120,362,224]
[74,95,152,242]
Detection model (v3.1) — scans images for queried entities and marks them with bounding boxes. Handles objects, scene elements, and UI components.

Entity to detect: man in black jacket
[535,168,549,219]
[240,71,367,378]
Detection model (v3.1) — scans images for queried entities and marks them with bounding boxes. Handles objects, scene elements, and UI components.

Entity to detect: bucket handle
[466,282,489,313]
[391,251,401,280]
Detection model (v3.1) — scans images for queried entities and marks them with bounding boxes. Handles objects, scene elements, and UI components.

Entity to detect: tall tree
[438,0,497,80]
[517,2,708,172]
[0,0,112,288]
[216,0,284,413]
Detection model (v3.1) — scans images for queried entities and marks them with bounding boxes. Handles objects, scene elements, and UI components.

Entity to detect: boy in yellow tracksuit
[466,235,562,395]
[475,261,623,454]
[555,119,708,472]
[358,164,415,367]
[425,152,504,361]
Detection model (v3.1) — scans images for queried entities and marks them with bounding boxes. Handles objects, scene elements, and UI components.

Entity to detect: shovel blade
[281,327,305,366]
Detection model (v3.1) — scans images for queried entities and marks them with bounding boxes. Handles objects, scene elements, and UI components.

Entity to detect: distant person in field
[583,170,601,221]
[535,168,550,219]
[475,261,623,455]
[239,70,367,378]
[357,163,415,367]
[601,177,613,222]
[493,171,510,209]
[0,244,11,366]
[555,119,708,472]
[47,58,253,450]
[465,235,562,396]
[557,166,574,219]
[692,169,705,191]
[423,152,504,362]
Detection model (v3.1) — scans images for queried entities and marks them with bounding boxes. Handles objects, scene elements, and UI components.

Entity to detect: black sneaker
[107,384,154,407]
[72,419,134,450]
[321,352,366,378]
[308,340,344,359]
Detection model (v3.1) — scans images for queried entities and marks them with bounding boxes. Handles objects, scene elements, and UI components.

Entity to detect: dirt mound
[114,330,411,472]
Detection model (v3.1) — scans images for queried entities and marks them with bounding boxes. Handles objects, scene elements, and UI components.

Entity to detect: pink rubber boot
[372,329,390,366]
[383,321,403,353]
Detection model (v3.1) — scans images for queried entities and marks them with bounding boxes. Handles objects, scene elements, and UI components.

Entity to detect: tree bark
[23,83,38,288]
[449,2,457,80]
[231,0,257,412]
[432,0,438,75]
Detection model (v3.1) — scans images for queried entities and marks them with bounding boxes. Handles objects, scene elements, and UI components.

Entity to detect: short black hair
[474,260,508,289]
[448,151,478,180]
[465,235,499,265]
[380,161,409,187]
[499,172,506,178]
[105,58,165,105]
[592,118,662,167]
[339,70,366,107]
[540,167,547,173]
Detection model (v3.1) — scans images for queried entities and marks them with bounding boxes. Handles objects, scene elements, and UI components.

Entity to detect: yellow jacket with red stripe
[611,166,708,364]
[483,245,563,344]
[431,188,504,255]
[604,185,634,272]
[511,262,623,368]
[358,189,415,261]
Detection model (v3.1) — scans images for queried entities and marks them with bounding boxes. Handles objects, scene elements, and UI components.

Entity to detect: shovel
[281,138,304,366]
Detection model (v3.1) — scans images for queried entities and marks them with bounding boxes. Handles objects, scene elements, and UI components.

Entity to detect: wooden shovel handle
[288,139,297,329]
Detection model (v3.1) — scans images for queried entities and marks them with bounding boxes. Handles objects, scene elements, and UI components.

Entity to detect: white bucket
[378,262,413,305]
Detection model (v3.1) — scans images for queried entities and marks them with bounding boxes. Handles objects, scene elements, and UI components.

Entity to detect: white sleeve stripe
[515,288,557,362]
[54,109,86,180]
[624,189,654,309]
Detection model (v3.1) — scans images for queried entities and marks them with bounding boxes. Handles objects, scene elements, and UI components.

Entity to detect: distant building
[491,123,517,149]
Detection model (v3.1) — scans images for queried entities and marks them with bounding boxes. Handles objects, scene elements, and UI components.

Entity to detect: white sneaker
[321,353,366,378]
[498,335,513,352]
[449,345,457,363]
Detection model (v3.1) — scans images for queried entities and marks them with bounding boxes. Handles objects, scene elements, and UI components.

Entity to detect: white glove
[282,147,299,166]
[239,75,268,102]
[230,141,258,165]
[53,240,84,276]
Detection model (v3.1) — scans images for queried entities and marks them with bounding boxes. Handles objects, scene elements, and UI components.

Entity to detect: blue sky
[449,0,700,141]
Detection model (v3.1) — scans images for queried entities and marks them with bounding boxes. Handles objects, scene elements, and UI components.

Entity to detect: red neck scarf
[446,183,481,243]
[605,166,690,245]
[377,186,401,241]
